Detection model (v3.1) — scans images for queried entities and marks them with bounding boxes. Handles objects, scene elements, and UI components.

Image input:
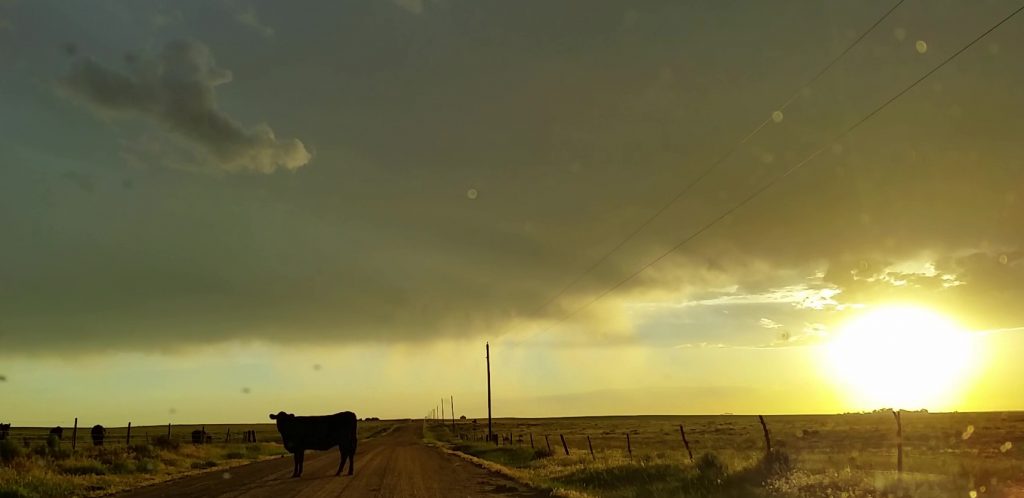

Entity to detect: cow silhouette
[270,411,357,478]
[91,425,106,446]
[0,423,9,440]
[191,430,209,445]
[49,427,63,440]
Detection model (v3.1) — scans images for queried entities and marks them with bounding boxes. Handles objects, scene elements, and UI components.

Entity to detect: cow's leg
[335,446,347,476]
[347,449,355,476]
[297,450,305,477]
[291,450,303,478]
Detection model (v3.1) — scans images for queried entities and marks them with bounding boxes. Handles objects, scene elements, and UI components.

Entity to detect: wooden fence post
[71,418,78,451]
[126,422,132,446]
[167,423,172,440]
[226,428,231,443]
[202,425,206,445]
[587,435,595,461]
[529,432,534,449]
[559,434,570,456]
[678,424,693,461]
[545,435,552,453]
[626,433,632,460]
[758,415,772,456]
[893,410,903,474]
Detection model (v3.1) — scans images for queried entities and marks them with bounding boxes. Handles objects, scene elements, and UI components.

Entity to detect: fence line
[428,413,919,474]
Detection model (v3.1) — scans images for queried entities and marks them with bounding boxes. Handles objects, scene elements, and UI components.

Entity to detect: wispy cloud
[60,40,310,173]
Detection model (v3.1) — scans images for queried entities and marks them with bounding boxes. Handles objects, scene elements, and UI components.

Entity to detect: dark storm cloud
[60,39,310,173]
[1,0,1023,354]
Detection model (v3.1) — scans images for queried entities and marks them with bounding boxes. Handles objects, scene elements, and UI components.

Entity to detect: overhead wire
[529,0,907,316]
[542,3,1024,330]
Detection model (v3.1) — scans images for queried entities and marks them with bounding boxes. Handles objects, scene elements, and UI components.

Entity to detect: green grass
[428,412,1024,497]
[0,441,286,497]
[0,419,404,497]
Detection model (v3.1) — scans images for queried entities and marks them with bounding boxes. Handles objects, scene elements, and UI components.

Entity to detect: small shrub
[135,458,159,473]
[59,460,107,476]
[153,436,179,450]
[0,440,24,463]
[761,449,793,476]
[108,458,135,475]
[130,444,158,459]
[189,460,217,470]
[533,447,554,459]
[45,436,60,454]
[695,452,728,482]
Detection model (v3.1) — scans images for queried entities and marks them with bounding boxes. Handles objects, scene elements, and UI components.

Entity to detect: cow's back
[286,411,356,451]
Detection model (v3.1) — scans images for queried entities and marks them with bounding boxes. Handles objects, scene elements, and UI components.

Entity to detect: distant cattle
[191,430,209,445]
[91,425,106,446]
[270,411,357,478]
[0,423,9,440]
[49,427,63,440]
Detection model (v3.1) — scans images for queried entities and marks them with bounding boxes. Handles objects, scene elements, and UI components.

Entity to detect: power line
[529,0,907,316]
[545,3,1024,330]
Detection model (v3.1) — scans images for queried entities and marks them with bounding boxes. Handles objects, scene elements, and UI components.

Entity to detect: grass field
[427,412,1024,497]
[0,419,399,497]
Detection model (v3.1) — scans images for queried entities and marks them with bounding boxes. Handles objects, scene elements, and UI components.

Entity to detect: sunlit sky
[2,0,1024,426]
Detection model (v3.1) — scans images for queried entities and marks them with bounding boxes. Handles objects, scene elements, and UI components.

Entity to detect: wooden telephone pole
[486,342,493,443]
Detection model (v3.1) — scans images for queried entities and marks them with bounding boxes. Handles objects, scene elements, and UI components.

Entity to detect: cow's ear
[269,413,277,420]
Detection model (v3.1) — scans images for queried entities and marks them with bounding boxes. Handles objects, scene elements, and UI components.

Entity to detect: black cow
[269,411,357,478]
[49,426,63,440]
[91,425,106,446]
[0,423,10,440]
[191,430,208,445]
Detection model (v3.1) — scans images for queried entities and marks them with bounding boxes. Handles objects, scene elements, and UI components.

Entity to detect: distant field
[428,412,1024,497]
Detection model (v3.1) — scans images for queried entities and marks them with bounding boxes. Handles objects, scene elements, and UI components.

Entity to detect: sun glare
[825,306,978,410]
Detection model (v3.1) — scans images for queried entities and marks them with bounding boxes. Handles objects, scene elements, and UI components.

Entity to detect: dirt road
[113,423,548,498]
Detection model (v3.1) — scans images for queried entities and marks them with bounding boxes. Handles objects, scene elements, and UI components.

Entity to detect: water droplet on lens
[771,111,784,123]
[466,188,478,200]
[961,425,974,440]
[1000,441,1013,452]
[916,40,928,54]
[998,254,1008,265]
[222,472,232,479]
[241,387,251,394]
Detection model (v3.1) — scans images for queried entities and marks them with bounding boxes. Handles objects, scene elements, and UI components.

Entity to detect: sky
[1,0,1023,426]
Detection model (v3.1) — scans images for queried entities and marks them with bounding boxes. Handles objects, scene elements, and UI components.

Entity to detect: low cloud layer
[61,40,310,173]
[1,1,1022,355]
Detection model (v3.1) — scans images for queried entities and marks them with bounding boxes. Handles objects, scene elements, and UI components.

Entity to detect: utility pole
[486,342,492,443]
[450,395,456,431]
[441,398,445,425]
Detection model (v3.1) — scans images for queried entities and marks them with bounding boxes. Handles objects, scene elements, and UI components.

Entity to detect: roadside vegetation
[425,412,1024,497]
[0,419,397,497]
[0,436,282,498]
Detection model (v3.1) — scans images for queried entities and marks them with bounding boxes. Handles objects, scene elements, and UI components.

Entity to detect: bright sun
[825,306,977,410]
